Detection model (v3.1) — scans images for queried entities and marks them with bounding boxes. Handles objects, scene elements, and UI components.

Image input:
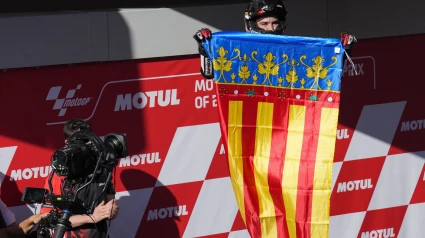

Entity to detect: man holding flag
[193,1,357,238]
[194,0,357,81]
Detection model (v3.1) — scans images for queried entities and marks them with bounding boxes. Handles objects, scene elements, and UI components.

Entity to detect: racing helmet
[244,0,288,35]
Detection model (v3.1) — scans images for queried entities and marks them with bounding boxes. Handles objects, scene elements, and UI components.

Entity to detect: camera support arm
[90,153,114,214]
[47,169,55,196]
[73,152,104,206]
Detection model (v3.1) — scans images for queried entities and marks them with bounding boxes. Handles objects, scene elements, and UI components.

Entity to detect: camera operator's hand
[18,213,48,234]
[109,199,119,220]
[92,200,114,222]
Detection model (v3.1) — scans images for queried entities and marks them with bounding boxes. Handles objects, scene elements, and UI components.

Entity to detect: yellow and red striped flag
[202,32,345,238]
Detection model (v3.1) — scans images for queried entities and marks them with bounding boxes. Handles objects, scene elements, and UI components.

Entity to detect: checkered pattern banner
[330,34,425,238]
[1,33,425,238]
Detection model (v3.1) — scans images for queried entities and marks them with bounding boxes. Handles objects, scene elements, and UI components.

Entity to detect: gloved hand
[193,28,214,79]
[340,32,357,60]
[340,32,357,50]
[193,28,212,56]
[340,32,358,75]
[194,28,212,41]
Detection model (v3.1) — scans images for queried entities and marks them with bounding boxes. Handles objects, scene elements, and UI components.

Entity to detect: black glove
[193,28,214,79]
[340,32,357,56]
[193,28,212,56]
[340,32,359,76]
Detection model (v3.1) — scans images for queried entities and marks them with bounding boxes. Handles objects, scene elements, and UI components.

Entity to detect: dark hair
[63,118,91,139]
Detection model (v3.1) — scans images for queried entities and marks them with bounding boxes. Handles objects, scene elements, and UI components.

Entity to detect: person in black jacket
[0,213,47,238]
[194,0,289,79]
[193,0,357,79]
[38,119,119,238]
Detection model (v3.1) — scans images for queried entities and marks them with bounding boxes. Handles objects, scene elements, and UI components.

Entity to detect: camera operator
[0,213,48,238]
[39,119,119,238]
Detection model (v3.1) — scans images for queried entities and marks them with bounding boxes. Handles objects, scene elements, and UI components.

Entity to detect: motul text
[114,89,180,111]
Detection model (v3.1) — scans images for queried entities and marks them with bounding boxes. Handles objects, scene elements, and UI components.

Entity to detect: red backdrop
[1,34,425,238]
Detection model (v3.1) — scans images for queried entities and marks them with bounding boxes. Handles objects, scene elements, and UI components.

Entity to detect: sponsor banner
[2,33,425,238]
[331,157,385,215]
[138,181,203,237]
[357,206,406,238]
[0,57,239,237]
[330,33,425,238]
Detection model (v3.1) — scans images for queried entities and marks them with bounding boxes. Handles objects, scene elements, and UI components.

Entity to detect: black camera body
[23,130,128,238]
[51,131,127,179]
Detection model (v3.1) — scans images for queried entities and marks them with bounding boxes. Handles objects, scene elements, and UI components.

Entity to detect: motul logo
[400,119,425,132]
[119,152,161,167]
[337,179,373,193]
[10,166,52,181]
[114,89,180,111]
[337,129,350,140]
[361,227,395,238]
[147,205,189,221]
[46,84,91,116]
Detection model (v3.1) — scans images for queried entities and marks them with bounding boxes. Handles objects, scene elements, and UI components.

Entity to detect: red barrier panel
[331,34,425,238]
[0,57,246,237]
[2,34,425,238]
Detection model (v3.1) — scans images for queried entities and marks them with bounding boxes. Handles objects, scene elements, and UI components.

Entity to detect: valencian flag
[202,32,345,238]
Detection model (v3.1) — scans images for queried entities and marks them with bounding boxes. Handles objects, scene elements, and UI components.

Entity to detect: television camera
[22,130,128,238]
